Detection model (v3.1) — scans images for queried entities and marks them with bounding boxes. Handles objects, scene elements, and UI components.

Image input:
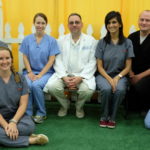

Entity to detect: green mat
[1,102,150,150]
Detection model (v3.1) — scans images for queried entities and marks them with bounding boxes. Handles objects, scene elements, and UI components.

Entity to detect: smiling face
[68,15,83,35]
[34,16,47,34]
[138,11,150,34]
[0,50,12,72]
[106,17,121,34]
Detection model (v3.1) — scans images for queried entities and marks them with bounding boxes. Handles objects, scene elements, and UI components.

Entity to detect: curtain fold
[2,0,150,70]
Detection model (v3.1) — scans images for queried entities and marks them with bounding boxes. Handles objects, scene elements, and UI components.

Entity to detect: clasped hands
[5,122,19,140]
[62,76,83,90]
[27,72,42,81]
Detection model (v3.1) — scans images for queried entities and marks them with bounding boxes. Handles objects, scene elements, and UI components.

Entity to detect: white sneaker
[58,107,68,117]
[76,109,85,118]
[30,134,49,145]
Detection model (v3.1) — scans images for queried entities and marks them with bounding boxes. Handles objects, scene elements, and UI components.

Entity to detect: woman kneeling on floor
[0,47,49,147]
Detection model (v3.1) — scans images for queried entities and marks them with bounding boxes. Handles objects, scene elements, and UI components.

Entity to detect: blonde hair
[0,47,21,83]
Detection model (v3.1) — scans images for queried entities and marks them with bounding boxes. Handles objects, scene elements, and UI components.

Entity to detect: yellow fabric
[1,0,150,70]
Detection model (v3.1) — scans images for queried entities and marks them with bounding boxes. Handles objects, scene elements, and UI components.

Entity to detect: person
[144,110,150,129]
[0,47,49,147]
[95,11,134,128]
[44,13,97,118]
[20,13,60,123]
[128,10,150,112]
[0,41,8,48]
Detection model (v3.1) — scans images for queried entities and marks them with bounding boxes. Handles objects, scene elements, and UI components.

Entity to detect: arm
[116,58,132,78]
[113,58,132,87]
[4,94,29,140]
[0,114,8,128]
[23,54,35,80]
[12,94,28,122]
[130,69,150,84]
[97,59,115,91]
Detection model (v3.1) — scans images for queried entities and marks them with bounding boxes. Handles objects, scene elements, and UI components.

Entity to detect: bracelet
[27,70,32,73]
[9,119,18,124]
[118,74,123,78]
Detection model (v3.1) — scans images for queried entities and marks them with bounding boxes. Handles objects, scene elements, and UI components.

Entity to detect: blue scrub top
[20,34,60,74]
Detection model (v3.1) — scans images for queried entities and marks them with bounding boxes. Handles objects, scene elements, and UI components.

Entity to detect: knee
[20,120,35,135]
[144,110,150,129]
[101,87,112,95]
[144,118,150,129]
[31,82,42,91]
[80,89,94,97]
[46,81,63,94]
[116,88,126,95]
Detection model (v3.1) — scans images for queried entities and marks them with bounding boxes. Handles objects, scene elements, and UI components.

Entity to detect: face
[34,16,47,34]
[106,17,121,34]
[68,15,83,34]
[138,11,150,33]
[0,50,12,71]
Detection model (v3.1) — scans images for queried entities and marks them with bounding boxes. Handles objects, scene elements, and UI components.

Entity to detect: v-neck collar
[0,73,12,85]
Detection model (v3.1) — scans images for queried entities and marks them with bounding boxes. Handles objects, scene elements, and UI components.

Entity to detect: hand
[5,122,19,140]
[130,74,141,85]
[108,78,116,93]
[34,74,42,80]
[71,76,83,86]
[27,72,36,81]
[112,76,120,92]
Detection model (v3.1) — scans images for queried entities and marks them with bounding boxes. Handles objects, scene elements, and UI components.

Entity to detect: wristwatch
[118,74,123,78]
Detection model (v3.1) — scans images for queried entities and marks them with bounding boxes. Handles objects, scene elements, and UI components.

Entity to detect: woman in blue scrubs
[20,13,60,123]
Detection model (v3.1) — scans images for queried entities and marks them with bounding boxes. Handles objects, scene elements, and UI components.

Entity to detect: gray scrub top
[0,73,29,119]
[95,38,134,77]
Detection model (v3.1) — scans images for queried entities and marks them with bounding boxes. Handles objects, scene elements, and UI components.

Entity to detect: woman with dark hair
[0,47,48,147]
[95,11,134,128]
[20,13,60,123]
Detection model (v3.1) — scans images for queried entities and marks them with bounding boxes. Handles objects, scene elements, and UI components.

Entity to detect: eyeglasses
[69,21,80,25]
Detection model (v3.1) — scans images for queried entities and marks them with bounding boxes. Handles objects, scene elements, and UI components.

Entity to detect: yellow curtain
[2,0,150,70]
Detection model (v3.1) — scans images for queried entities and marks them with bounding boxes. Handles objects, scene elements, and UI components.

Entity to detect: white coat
[44,33,97,91]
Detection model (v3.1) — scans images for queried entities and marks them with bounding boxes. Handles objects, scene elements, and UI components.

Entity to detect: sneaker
[33,116,47,124]
[30,134,49,145]
[58,107,68,117]
[58,101,70,117]
[107,121,116,129]
[76,109,85,118]
[99,120,108,127]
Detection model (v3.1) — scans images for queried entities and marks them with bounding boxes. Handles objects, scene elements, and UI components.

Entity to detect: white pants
[45,78,94,110]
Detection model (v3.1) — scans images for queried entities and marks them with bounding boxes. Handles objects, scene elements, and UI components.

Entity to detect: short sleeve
[48,37,60,56]
[19,36,29,56]
[95,39,105,59]
[20,74,30,95]
[126,39,135,58]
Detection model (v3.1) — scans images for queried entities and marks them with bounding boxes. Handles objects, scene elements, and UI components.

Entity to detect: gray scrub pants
[0,115,35,147]
[96,75,128,121]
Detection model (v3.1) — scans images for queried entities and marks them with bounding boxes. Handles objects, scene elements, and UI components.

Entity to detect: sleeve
[126,39,135,58]
[95,39,104,59]
[19,36,29,56]
[20,75,30,95]
[53,38,68,78]
[80,38,97,79]
[49,37,60,56]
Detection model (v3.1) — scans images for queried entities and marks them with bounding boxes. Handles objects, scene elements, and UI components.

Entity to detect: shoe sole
[99,125,107,127]
[107,126,115,129]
